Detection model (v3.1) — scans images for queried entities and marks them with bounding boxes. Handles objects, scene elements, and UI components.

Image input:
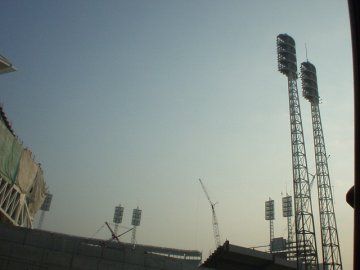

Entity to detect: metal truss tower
[301,61,343,270]
[199,178,221,248]
[131,207,142,249]
[282,195,294,243]
[265,198,275,251]
[277,34,319,270]
[37,193,52,229]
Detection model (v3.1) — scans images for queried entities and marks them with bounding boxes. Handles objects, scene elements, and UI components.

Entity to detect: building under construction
[0,56,47,229]
[0,106,47,228]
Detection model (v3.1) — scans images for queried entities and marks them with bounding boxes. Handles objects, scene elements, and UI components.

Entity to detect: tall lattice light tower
[301,61,343,270]
[265,198,275,251]
[282,195,294,243]
[131,207,142,248]
[282,194,297,261]
[113,204,124,236]
[277,34,319,270]
[37,193,52,229]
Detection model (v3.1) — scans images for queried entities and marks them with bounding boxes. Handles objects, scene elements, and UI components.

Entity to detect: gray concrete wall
[0,223,201,270]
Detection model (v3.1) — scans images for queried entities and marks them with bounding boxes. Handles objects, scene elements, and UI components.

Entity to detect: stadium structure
[0,222,202,270]
[0,31,345,270]
[0,105,47,228]
[0,54,204,270]
[0,56,47,228]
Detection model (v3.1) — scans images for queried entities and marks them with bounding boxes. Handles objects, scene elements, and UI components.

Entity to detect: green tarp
[0,120,23,184]
[16,149,38,193]
[27,167,46,216]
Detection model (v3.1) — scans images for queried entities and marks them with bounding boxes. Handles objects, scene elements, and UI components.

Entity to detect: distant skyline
[0,1,354,269]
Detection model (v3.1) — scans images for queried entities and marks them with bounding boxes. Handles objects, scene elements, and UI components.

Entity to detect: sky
[0,0,354,268]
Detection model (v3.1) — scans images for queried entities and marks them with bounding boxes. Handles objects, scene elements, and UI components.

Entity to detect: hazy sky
[0,1,354,268]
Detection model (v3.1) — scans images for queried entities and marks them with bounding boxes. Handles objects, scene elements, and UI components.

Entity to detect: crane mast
[301,61,343,270]
[198,178,221,248]
[277,34,319,270]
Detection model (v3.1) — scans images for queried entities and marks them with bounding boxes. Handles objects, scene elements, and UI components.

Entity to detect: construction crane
[198,178,221,248]
[301,61,343,270]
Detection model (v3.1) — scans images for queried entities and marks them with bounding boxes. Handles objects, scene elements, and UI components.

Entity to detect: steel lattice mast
[301,61,343,270]
[277,34,319,270]
[131,207,142,249]
[282,195,294,243]
[265,198,275,252]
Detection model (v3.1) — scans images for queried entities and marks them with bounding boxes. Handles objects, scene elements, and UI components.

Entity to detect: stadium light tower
[131,207,142,249]
[37,193,52,229]
[277,34,319,270]
[282,195,294,243]
[301,61,343,270]
[113,204,124,236]
[265,198,275,252]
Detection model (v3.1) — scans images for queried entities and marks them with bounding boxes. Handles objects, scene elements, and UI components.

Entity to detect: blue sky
[0,0,354,268]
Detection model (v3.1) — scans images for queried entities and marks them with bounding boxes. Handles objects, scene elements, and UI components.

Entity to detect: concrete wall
[0,223,201,270]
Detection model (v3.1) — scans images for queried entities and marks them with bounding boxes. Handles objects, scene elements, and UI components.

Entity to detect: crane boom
[199,178,213,205]
[198,178,221,248]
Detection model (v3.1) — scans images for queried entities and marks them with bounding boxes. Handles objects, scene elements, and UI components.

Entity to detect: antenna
[305,43,309,61]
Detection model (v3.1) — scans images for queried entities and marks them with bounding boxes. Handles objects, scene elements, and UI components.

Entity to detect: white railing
[0,177,32,228]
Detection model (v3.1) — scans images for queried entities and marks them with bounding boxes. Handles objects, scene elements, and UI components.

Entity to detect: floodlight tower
[265,198,275,251]
[282,195,294,243]
[277,34,319,270]
[37,193,53,229]
[301,61,343,270]
[131,207,142,248]
[113,204,124,236]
